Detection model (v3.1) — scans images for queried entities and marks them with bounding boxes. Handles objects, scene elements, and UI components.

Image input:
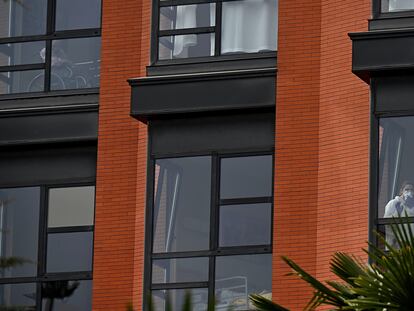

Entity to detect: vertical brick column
[274,0,321,308]
[93,0,151,310]
[316,0,370,281]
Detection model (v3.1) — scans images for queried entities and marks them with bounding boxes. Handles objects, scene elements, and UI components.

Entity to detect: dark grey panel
[150,112,275,155]
[0,93,98,110]
[0,143,97,186]
[146,55,276,76]
[0,110,98,146]
[373,75,414,113]
[350,29,414,82]
[130,69,275,121]
[369,16,414,31]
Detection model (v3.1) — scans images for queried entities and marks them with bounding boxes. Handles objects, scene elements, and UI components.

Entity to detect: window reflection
[0,70,44,94]
[50,38,101,90]
[153,157,211,253]
[0,283,36,310]
[215,254,271,310]
[0,187,40,278]
[42,280,92,311]
[152,288,208,311]
[0,41,45,67]
[55,0,101,31]
[0,0,47,38]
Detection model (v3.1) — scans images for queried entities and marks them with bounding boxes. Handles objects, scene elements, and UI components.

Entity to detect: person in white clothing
[384,181,414,248]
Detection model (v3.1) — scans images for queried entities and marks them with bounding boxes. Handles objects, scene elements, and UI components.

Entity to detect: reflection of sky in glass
[47,232,93,273]
[0,187,40,278]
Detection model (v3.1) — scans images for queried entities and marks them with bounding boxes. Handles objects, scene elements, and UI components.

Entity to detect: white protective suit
[384,196,414,248]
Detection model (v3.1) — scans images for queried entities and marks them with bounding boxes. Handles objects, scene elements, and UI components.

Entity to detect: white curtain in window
[173,0,277,57]
[221,0,277,54]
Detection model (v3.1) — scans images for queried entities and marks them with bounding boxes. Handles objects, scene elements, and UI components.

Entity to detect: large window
[155,0,278,61]
[0,0,101,95]
[0,184,95,310]
[149,154,273,310]
[377,116,414,248]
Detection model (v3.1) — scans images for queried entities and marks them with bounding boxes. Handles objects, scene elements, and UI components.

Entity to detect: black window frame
[145,150,274,310]
[373,0,414,19]
[370,84,414,251]
[0,0,102,99]
[150,0,277,66]
[0,180,95,311]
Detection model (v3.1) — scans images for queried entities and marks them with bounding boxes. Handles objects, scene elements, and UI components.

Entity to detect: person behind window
[384,181,414,248]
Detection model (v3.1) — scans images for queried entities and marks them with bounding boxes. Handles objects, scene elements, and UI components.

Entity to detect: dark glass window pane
[50,38,101,91]
[160,4,215,30]
[0,187,40,278]
[382,0,414,12]
[0,283,36,310]
[220,155,273,199]
[377,224,414,250]
[47,232,93,273]
[152,257,209,284]
[152,288,208,311]
[215,254,272,310]
[219,203,271,247]
[48,186,95,228]
[0,0,47,38]
[221,0,277,54]
[378,117,414,219]
[0,70,44,94]
[159,33,214,60]
[0,41,45,66]
[153,157,211,253]
[56,0,101,30]
[42,280,92,311]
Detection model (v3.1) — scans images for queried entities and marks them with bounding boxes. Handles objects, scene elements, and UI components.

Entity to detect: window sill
[147,52,277,76]
[0,88,99,113]
[370,13,414,30]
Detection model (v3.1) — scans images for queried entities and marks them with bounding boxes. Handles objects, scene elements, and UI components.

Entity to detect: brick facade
[94,0,371,310]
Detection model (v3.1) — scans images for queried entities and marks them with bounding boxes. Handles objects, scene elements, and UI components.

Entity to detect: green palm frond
[249,294,290,311]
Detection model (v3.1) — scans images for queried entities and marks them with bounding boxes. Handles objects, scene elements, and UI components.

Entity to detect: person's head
[399,181,414,196]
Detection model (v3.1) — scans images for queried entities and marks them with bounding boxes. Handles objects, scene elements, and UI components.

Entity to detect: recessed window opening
[0,0,101,95]
[149,154,273,310]
[156,0,278,61]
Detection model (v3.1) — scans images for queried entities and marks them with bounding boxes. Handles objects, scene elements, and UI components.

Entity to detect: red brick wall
[316,0,370,281]
[93,0,151,309]
[94,0,371,309]
[274,0,370,309]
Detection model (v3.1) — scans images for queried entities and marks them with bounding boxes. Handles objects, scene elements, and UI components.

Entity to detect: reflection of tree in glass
[0,198,31,274]
[42,281,79,311]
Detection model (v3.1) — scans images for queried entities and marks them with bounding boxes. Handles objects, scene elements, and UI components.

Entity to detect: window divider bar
[208,154,219,308]
[44,40,52,92]
[219,196,273,205]
[160,0,217,7]
[377,217,414,225]
[214,1,222,56]
[0,63,45,73]
[151,245,271,260]
[0,30,102,46]
[151,282,209,290]
[47,225,94,233]
[159,27,215,37]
